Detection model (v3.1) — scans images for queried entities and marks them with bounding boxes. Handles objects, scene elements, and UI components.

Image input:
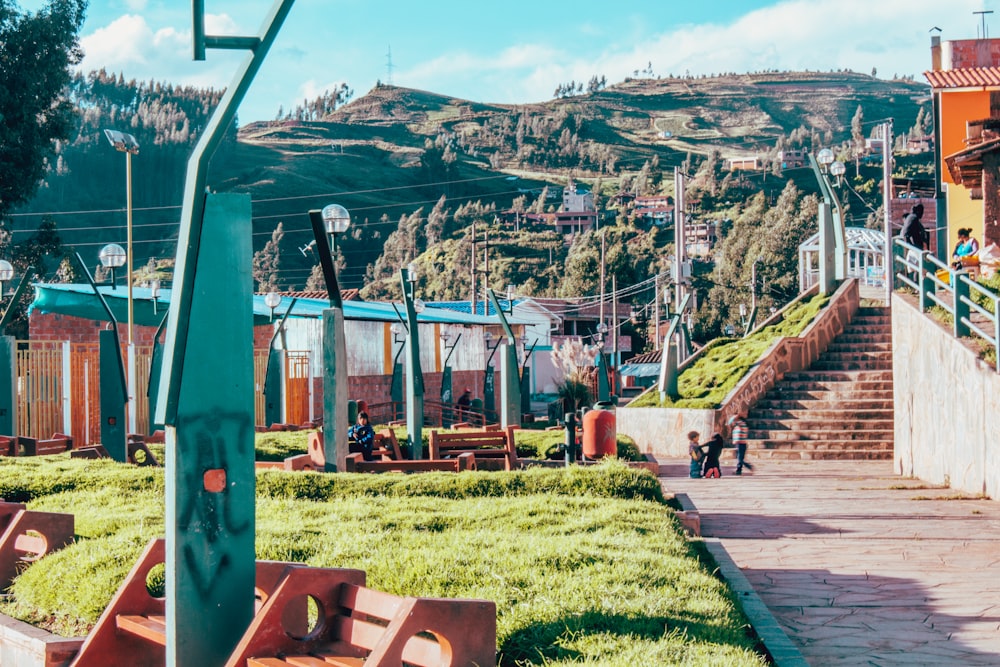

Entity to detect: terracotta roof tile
[924,67,1000,89]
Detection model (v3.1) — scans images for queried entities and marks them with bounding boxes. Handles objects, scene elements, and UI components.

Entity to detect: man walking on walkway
[729,413,753,475]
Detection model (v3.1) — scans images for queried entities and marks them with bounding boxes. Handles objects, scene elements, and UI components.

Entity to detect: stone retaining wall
[618,280,859,458]
[0,612,81,667]
[892,293,1000,497]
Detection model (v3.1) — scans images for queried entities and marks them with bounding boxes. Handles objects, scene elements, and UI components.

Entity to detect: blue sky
[20,0,997,122]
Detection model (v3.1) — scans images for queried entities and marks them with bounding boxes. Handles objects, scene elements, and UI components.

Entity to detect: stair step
[746,439,893,451]
[810,361,893,371]
[749,429,893,441]
[818,349,894,359]
[749,449,893,461]
[783,370,893,382]
[752,409,894,420]
[754,399,893,410]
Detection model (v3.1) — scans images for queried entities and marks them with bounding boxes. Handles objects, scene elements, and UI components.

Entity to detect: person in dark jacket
[702,433,725,478]
[347,411,376,461]
[900,203,927,250]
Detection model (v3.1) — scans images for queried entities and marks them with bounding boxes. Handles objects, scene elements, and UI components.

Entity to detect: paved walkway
[661,459,1000,666]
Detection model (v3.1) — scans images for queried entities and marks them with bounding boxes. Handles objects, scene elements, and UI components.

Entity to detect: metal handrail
[892,237,1000,372]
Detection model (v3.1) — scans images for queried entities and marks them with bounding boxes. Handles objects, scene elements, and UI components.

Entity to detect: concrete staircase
[746,306,894,460]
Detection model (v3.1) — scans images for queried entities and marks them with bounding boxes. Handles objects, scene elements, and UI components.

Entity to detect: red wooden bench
[71,538,327,666]
[0,501,74,590]
[429,426,519,470]
[344,451,477,473]
[70,539,497,667]
[0,434,18,456]
[285,429,403,471]
[18,433,73,456]
[226,566,496,667]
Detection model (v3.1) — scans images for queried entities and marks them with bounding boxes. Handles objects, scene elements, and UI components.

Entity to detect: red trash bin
[582,408,617,459]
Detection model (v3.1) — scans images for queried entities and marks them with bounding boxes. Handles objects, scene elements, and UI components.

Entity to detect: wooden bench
[430,426,518,470]
[18,433,73,456]
[0,434,18,456]
[286,429,404,471]
[0,501,74,590]
[226,566,496,667]
[71,538,328,666]
[344,451,477,473]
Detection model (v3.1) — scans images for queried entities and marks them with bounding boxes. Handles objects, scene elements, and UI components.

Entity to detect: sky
[16,0,997,123]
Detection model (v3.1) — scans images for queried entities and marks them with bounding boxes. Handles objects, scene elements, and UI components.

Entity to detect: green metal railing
[892,238,1000,372]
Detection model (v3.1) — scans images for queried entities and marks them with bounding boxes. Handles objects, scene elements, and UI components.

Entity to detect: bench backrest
[225,567,496,667]
[429,426,517,469]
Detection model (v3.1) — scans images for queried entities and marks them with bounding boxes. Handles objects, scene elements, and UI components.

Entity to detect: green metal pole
[0,268,33,436]
[163,193,256,667]
[401,269,424,458]
[322,307,349,471]
[156,3,294,664]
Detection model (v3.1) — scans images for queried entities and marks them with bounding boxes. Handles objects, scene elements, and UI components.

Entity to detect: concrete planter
[0,612,82,667]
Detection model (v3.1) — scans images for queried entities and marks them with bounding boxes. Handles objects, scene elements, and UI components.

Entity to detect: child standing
[687,431,704,478]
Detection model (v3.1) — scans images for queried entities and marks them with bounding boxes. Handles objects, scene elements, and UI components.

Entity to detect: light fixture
[440,331,452,343]
[264,291,281,321]
[321,204,351,236]
[483,330,493,344]
[413,298,426,313]
[103,129,139,155]
[99,243,127,289]
[406,262,418,283]
[829,160,846,185]
[0,260,13,296]
[817,148,835,167]
[390,321,406,342]
[150,279,161,315]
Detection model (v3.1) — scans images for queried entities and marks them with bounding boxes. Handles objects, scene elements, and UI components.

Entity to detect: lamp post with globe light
[401,262,425,457]
[810,149,849,293]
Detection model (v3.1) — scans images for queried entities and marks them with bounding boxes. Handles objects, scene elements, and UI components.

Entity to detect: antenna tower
[974,10,994,39]
[386,45,394,85]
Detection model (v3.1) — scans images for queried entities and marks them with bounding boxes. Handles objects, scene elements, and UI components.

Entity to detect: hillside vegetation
[11,70,930,341]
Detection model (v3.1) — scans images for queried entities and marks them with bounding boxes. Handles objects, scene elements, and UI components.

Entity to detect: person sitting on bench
[347,412,376,461]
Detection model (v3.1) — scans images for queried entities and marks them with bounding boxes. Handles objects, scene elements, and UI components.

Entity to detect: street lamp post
[104,129,139,434]
[401,262,425,458]
[264,291,281,322]
[99,243,126,288]
[321,203,351,265]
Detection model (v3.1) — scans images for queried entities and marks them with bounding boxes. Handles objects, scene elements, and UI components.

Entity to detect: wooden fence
[12,341,277,442]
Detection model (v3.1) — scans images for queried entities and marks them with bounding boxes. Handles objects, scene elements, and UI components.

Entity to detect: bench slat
[247,659,294,667]
[116,614,166,645]
[285,656,351,666]
[306,654,365,666]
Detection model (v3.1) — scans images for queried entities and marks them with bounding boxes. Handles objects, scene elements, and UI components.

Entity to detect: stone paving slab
[661,459,1000,666]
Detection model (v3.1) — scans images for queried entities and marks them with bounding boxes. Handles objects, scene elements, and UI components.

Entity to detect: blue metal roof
[427,299,522,316]
[29,283,527,327]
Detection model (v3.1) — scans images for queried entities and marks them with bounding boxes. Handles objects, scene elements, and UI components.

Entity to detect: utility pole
[653,273,660,351]
[611,275,618,396]
[674,167,687,312]
[881,120,894,305]
[599,229,606,326]
[470,221,477,315]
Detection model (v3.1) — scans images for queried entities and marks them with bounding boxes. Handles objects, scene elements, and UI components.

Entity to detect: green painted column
[596,351,610,402]
[161,193,256,667]
[322,307,349,471]
[0,337,15,436]
[99,329,127,461]
[263,348,283,426]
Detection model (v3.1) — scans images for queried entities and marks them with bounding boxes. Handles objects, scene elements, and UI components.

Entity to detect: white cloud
[398,0,983,105]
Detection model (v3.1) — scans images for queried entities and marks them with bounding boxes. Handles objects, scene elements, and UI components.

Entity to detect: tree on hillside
[694,182,818,339]
[851,105,865,170]
[252,222,284,292]
[0,0,86,224]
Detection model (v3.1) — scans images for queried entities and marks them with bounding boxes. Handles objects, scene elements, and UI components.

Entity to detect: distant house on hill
[778,149,806,170]
[726,156,761,171]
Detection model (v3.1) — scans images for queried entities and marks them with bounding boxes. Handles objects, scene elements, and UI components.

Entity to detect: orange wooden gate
[284,351,311,425]
[16,341,64,439]
[254,350,268,426]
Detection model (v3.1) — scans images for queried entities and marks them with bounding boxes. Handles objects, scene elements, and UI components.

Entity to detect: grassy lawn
[0,456,764,666]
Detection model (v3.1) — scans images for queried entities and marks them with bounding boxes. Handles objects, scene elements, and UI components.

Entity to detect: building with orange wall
[926,34,1000,256]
